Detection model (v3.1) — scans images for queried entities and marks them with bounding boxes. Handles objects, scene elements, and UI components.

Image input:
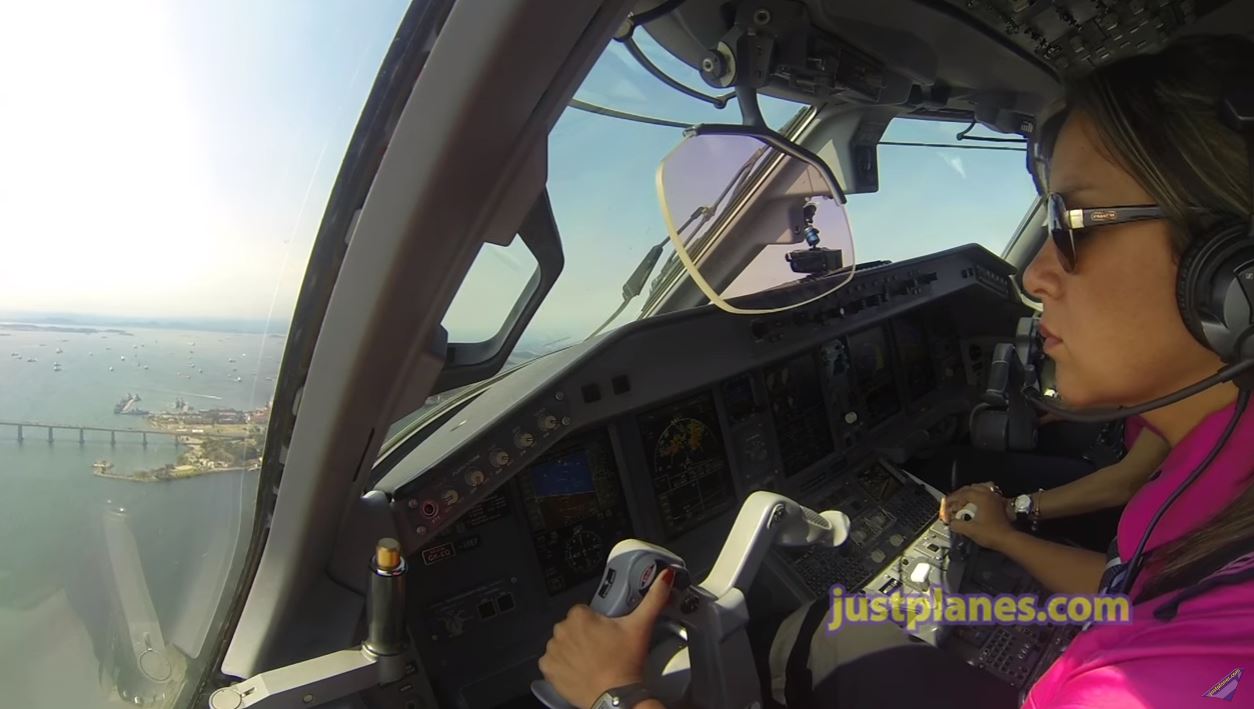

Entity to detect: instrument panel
[516,430,632,595]
[369,245,1027,708]
[765,351,833,479]
[637,391,737,540]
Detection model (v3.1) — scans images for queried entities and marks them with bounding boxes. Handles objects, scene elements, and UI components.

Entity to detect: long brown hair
[1053,36,1254,595]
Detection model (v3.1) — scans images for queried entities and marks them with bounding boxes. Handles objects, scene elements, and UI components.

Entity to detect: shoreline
[92,465,251,483]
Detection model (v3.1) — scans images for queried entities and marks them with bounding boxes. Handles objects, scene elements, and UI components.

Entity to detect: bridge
[0,420,245,447]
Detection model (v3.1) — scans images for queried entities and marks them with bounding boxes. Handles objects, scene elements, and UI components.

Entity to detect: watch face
[1014,495,1031,514]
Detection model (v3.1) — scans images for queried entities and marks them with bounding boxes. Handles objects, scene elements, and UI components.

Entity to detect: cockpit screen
[637,391,735,539]
[517,429,633,595]
[847,325,901,429]
[893,315,936,402]
[764,352,833,477]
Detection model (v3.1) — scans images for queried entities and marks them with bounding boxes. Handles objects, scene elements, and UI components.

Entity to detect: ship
[92,460,113,474]
[52,362,61,372]
[114,393,150,416]
[55,347,63,354]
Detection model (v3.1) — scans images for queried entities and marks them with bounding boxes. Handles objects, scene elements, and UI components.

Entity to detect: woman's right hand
[940,484,1018,552]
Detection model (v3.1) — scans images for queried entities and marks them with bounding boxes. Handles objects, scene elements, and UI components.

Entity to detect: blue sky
[0,1,1036,344]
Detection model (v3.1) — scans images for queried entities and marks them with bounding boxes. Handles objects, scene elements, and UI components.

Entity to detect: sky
[0,1,1037,345]
[0,0,408,323]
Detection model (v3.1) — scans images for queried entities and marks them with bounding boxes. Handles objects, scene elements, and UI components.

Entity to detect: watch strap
[593,682,653,709]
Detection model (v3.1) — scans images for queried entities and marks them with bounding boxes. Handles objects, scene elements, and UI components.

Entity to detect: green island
[91,407,269,482]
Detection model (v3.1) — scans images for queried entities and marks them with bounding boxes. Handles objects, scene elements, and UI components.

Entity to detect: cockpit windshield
[0,3,408,706]
[385,34,802,440]
[847,118,1038,263]
[387,35,1037,444]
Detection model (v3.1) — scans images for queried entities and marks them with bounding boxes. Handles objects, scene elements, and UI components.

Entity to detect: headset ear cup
[1176,223,1254,360]
[1176,235,1212,351]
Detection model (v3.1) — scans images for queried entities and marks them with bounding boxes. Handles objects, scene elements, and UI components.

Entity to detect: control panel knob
[464,468,486,487]
[442,489,460,506]
[537,413,559,432]
[490,449,511,468]
[515,431,535,449]
[844,411,859,425]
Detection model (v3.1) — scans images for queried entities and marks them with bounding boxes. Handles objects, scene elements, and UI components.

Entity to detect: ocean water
[0,324,282,708]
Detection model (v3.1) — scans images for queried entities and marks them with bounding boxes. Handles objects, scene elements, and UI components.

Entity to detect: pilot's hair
[1056,35,1254,598]
[1044,35,1254,253]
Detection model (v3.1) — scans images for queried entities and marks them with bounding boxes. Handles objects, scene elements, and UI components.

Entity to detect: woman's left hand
[539,568,674,709]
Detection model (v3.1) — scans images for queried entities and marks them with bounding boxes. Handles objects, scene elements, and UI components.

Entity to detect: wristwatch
[1011,491,1043,531]
[592,682,654,709]
[1011,493,1035,522]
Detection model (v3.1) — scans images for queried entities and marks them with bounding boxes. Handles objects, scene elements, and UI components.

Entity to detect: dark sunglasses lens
[1047,194,1076,271]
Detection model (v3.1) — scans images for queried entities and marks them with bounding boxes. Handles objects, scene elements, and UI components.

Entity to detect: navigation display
[637,391,735,539]
[764,352,833,477]
[847,325,901,429]
[517,429,633,595]
[893,315,936,402]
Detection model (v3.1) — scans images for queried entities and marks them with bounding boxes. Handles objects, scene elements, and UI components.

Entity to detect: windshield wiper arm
[588,143,771,336]
[584,205,710,340]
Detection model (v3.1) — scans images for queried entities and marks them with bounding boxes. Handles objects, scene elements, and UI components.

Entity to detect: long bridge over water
[0,420,245,446]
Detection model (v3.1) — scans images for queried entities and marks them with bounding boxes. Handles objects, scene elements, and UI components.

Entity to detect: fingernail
[660,568,675,584]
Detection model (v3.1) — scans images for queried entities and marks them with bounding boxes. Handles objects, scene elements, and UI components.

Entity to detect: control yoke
[532,491,851,709]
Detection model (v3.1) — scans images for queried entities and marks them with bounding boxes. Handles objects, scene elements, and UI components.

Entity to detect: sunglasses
[1046,193,1167,272]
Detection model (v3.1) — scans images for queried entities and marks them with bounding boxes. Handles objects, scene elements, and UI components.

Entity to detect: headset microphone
[1016,318,1254,424]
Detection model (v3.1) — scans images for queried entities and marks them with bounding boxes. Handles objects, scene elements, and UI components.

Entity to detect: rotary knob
[490,449,511,468]
[536,413,559,432]
[464,468,486,487]
[515,431,535,449]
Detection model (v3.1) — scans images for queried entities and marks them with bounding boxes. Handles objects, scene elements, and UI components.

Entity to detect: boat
[114,393,149,416]
[55,347,63,354]
[115,393,140,413]
[52,363,61,372]
[92,460,113,473]
[26,357,36,363]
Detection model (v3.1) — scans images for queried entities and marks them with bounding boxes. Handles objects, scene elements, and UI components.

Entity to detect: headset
[1020,87,1254,598]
